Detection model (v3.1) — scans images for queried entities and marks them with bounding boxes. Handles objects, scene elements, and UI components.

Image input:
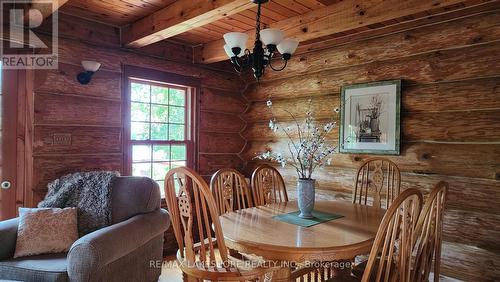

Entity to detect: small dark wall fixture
[77,60,101,84]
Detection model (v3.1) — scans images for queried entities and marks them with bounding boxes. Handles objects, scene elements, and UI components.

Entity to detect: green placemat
[272,210,344,227]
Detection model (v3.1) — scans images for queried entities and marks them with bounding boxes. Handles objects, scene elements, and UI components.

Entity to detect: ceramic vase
[297,178,316,219]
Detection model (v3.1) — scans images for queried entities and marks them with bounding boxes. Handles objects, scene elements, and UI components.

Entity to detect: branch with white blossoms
[254,98,339,179]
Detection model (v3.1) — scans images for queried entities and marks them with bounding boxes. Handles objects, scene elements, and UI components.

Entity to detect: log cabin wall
[29,14,246,252]
[241,10,500,281]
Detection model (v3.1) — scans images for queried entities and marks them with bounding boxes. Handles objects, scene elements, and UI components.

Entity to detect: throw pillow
[14,207,78,258]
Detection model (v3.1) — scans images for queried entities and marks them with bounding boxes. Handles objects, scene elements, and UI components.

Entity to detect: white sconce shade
[277,39,299,55]
[223,32,248,49]
[260,28,284,46]
[81,60,101,72]
[224,44,244,58]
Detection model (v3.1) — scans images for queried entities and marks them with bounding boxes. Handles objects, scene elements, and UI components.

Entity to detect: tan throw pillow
[14,207,78,258]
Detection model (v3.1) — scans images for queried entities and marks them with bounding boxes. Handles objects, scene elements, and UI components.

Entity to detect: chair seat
[0,253,68,282]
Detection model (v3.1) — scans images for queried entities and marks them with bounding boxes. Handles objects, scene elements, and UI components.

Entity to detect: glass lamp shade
[260,28,284,46]
[223,32,248,49]
[81,60,101,72]
[277,39,299,55]
[224,44,244,58]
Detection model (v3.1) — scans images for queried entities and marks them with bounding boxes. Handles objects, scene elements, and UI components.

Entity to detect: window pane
[133,145,151,162]
[151,123,168,140]
[169,88,185,106]
[169,124,185,140]
[171,161,186,169]
[151,86,169,104]
[131,122,150,140]
[169,106,185,123]
[153,145,170,161]
[171,145,186,161]
[131,102,150,122]
[151,105,169,122]
[153,162,170,180]
[132,163,151,178]
[131,82,150,102]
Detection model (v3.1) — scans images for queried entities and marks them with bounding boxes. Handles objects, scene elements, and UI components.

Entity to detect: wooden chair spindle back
[354,158,401,209]
[362,188,423,282]
[164,167,229,269]
[210,168,254,214]
[251,164,288,206]
[411,181,448,282]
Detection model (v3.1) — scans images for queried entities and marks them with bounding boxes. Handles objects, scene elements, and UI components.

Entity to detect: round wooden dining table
[219,200,385,281]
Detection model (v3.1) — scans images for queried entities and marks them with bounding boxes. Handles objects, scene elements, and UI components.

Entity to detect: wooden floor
[159,255,183,282]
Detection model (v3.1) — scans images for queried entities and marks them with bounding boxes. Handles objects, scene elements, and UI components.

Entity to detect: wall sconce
[77,60,101,85]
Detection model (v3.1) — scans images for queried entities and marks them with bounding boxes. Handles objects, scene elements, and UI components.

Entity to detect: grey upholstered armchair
[0,176,170,282]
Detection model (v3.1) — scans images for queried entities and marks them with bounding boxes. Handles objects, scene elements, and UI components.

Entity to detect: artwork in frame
[339,80,401,155]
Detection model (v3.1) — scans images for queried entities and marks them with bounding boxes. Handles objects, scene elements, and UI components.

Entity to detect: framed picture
[339,80,401,155]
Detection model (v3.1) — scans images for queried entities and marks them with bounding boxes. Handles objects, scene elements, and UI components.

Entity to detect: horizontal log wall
[31,16,245,252]
[241,10,500,281]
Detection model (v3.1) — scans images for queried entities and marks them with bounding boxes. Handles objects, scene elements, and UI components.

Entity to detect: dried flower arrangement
[255,98,338,180]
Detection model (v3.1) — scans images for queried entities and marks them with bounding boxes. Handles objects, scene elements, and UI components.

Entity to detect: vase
[297,178,316,219]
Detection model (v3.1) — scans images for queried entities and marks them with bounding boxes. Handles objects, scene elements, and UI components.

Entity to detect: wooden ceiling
[60,0,330,44]
[57,0,499,64]
[60,0,177,26]
[169,1,330,46]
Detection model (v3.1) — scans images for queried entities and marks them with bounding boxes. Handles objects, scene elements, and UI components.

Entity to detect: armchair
[0,176,170,282]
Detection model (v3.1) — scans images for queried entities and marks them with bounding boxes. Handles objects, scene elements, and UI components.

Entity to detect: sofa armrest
[67,209,170,280]
[0,218,18,260]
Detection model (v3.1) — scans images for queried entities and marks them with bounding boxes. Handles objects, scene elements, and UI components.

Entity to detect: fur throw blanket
[38,171,119,236]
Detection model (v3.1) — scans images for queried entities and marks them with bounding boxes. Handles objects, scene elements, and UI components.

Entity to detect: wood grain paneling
[34,93,121,126]
[243,141,500,180]
[36,34,242,91]
[440,241,500,281]
[199,154,244,177]
[200,88,247,114]
[403,110,500,142]
[199,132,245,154]
[257,10,500,81]
[245,42,500,101]
[241,10,500,281]
[35,63,122,100]
[199,111,245,133]
[32,155,122,192]
[34,126,122,155]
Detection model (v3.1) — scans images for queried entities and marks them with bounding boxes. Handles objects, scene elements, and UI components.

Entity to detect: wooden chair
[325,189,423,282]
[210,168,253,215]
[361,188,423,282]
[251,164,288,206]
[411,181,448,282]
[164,167,273,281]
[353,158,401,209]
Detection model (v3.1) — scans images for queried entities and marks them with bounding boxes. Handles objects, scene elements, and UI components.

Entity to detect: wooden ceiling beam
[32,0,69,19]
[123,0,255,48]
[196,0,483,64]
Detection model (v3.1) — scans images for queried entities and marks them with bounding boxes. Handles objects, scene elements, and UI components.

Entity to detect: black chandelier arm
[268,56,288,71]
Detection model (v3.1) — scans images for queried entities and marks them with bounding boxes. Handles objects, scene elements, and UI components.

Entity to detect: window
[125,76,196,197]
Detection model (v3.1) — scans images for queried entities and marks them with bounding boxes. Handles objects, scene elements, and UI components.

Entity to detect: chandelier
[222,0,299,81]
